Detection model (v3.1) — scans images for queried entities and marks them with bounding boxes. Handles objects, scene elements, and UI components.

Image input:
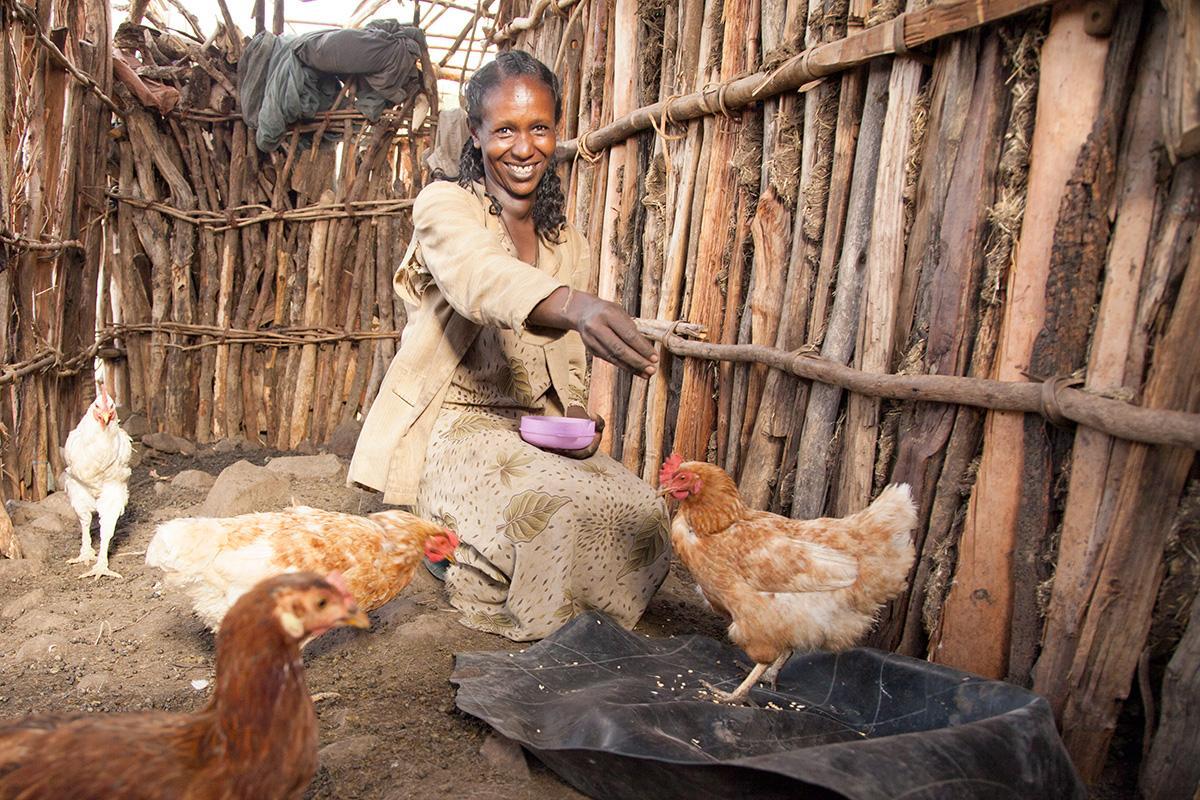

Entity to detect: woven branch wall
[1,0,429,499]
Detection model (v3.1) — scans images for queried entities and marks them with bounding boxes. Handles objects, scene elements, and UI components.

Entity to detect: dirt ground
[0,444,725,800]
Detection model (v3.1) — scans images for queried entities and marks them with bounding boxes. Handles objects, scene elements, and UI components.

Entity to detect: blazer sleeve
[412,181,568,332]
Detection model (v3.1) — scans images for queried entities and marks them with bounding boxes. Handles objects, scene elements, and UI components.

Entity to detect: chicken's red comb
[442,528,460,547]
[659,453,684,484]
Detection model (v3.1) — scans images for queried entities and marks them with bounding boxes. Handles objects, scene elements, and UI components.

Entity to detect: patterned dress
[414,325,671,641]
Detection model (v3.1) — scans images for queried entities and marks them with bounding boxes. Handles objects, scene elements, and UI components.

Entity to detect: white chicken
[61,383,133,579]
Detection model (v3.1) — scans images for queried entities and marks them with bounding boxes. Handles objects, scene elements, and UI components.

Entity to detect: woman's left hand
[548,405,604,459]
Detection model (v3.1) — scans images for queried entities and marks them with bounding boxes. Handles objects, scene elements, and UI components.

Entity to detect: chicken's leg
[79,491,124,579]
[761,650,792,690]
[67,513,96,565]
[702,662,769,704]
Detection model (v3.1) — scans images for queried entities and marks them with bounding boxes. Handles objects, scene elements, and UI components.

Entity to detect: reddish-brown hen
[0,572,369,800]
[659,456,916,703]
[146,507,459,630]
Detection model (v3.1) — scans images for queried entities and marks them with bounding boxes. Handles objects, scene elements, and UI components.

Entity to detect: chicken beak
[342,607,371,629]
[656,486,674,498]
[443,550,458,565]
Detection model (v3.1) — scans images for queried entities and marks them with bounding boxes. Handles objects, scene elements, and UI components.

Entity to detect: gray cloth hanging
[237,21,427,152]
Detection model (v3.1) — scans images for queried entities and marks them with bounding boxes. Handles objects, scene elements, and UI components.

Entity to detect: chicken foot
[78,513,122,580]
[701,662,770,704]
[701,650,793,704]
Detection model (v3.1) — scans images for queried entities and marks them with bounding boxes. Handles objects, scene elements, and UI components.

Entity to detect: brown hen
[146,507,459,630]
[659,456,917,703]
[0,572,368,800]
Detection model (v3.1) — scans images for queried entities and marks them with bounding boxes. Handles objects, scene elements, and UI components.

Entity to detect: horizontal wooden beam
[639,325,1200,451]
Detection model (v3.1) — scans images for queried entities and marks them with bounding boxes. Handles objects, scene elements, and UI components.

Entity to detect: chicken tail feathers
[859,483,917,551]
[146,518,220,573]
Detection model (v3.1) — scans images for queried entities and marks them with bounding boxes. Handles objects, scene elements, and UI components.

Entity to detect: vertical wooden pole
[1034,8,1181,712]
[642,0,713,481]
[789,57,890,519]
[1059,233,1200,780]
[670,0,756,463]
[836,42,926,515]
[587,0,637,449]
[290,190,335,448]
[931,2,1111,678]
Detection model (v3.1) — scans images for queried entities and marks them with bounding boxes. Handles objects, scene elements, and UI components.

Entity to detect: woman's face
[472,75,557,204]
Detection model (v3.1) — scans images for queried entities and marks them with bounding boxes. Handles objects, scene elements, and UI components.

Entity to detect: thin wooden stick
[289,189,336,448]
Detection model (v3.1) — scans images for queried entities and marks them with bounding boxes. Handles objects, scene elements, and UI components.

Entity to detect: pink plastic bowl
[519,415,595,450]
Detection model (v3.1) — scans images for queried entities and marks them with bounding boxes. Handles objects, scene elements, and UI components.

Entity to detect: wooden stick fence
[498,0,1200,787]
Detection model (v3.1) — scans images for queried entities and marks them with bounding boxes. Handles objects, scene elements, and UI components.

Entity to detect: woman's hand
[544,405,604,459]
[530,287,658,379]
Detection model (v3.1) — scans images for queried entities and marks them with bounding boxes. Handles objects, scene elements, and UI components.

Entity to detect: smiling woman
[349,51,671,642]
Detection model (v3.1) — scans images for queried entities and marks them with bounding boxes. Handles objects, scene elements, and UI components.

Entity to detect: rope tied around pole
[1039,375,1085,428]
[752,50,815,98]
[575,130,603,164]
[650,93,689,143]
[698,81,742,132]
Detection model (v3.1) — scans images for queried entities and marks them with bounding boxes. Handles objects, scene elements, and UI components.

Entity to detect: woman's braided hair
[457,50,567,243]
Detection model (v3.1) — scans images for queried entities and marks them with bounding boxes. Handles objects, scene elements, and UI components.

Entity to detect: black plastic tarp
[451,612,1085,800]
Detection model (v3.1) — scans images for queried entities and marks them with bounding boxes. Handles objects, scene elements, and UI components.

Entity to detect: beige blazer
[348,180,591,505]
